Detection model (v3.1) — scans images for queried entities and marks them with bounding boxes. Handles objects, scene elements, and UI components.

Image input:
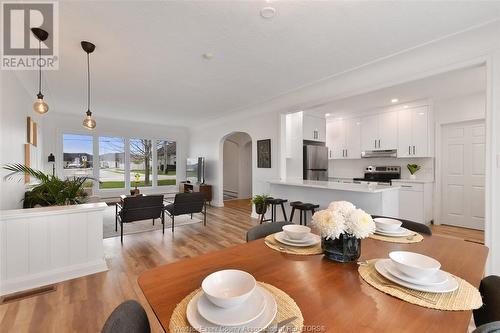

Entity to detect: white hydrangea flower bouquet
[311,201,375,240]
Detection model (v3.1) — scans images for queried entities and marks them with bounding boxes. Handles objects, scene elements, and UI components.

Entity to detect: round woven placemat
[169,282,304,333]
[358,259,482,311]
[369,232,424,244]
[264,234,323,255]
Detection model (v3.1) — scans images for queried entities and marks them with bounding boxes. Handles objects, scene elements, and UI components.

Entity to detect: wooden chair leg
[280,203,288,222]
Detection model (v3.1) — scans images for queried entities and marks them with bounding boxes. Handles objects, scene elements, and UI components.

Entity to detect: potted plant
[252,194,270,215]
[3,163,95,208]
[130,173,141,195]
[311,201,375,263]
[407,164,421,180]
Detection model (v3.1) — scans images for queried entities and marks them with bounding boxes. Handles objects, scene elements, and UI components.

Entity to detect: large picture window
[99,137,125,189]
[130,138,153,187]
[63,134,93,187]
[156,140,176,187]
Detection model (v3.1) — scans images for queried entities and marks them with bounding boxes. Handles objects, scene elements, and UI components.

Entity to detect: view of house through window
[62,134,93,187]
[130,138,153,187]
[99,137,125,189]
[156,140,176,187]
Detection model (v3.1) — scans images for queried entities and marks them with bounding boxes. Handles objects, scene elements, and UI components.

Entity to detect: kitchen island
[267,179,400,222]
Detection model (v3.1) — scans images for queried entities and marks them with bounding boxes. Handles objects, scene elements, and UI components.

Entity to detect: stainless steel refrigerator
[303,145,328,180]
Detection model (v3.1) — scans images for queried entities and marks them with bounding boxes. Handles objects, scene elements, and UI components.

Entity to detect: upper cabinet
[303,114,326,142]
[360,111,398,151]
[326,118,361,159]
[397,106,431,157]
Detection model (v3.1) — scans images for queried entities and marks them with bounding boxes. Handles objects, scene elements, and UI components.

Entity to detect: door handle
[413,146,416,155]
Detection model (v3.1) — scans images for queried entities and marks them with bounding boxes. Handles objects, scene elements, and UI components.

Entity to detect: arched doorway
[220,132,252,202]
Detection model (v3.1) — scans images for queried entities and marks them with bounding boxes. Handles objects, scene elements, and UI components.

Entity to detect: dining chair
[472,321,500,333]
[101,300,151,333]
[246,221,292,242]
[474,276,500,327]
[370,215,432,235]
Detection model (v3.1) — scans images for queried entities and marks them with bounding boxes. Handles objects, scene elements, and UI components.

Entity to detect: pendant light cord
[87,51,90,112]
[38,40,42,95]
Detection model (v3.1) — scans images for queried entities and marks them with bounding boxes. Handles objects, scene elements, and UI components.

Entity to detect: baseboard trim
[0,259,108,296]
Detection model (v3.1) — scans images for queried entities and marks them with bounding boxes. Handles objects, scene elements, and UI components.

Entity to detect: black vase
[322,233,361,263]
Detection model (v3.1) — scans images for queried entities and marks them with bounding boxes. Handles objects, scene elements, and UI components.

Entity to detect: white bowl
[389,251,441,279]
[282,225,311,240]
[201,270,256,308]
[374,218,402,232]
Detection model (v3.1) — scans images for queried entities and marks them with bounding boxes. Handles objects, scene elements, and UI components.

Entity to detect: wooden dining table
[138,235,488,333]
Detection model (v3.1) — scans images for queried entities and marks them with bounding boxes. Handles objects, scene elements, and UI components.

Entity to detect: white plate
[374,227,413,237]
[375,259,458,293]
[187,286,277,333]
[277,232,314,244]
[274,232,321,247]
[385,260,449,286]
[197,288,266,326]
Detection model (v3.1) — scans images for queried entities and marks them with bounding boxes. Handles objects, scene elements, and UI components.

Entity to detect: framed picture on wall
[257,139,271,168]
[26,117,37,146]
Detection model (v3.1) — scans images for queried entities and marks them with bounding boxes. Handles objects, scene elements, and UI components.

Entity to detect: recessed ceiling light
[403,105,409,109]
[202,53,213,60]
[325,113,331,117]
[260,6,276,19]
[391,98,399,103]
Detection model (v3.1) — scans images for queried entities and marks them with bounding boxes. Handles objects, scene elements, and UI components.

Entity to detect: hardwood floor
[431,224,484,244]
[0,199,484,333]
[0,199,256,333]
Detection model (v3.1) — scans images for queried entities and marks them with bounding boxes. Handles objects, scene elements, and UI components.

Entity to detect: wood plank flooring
[0,198,484,333]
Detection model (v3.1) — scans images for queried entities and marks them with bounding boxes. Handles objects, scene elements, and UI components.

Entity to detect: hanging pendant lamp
[31,28,49,114]
[81,41,96,129]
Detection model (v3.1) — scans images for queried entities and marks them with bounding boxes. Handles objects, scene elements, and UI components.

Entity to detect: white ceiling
[14,0,500,126]
[305,65,486,118]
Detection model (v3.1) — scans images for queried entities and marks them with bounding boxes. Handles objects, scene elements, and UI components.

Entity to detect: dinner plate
[274,232,321,247]
[374,227,413,237]
[385,259,449,286]
[277,232,314,244]
[374,259,458,293]
[197,288,266,326]
[187,286,277,333]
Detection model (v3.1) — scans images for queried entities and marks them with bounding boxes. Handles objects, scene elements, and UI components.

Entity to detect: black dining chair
[164,192,206,233]
[370,215,432,235]
[472,321,500,333]
[101,300,151,333]
[474,276,500,328]
[115,195,165,243]
[246,221,292,242]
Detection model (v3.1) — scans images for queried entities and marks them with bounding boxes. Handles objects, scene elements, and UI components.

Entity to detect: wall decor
[24,143,40,183]
[26,117,38,145]
[257,139,271,168]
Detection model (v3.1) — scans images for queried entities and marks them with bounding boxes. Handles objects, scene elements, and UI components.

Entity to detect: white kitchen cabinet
[360,111,398,151]
[326,120,344,159]
[345,118,361,159]
[326,118,361,159]
[303,114,326,142]
[393,180,433,224]
[398,106,430,157]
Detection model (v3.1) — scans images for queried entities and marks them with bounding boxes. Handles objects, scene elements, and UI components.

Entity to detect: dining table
[137,234,488,333]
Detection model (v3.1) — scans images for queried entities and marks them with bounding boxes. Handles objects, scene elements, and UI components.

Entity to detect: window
[156,140,176,187]
[98,137,125,189]
[130,138,152,187]
[63,134,93,187]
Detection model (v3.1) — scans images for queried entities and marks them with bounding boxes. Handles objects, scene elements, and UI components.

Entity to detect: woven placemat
[264,234,323,255]
[369,232,424,244]
[169,282,304,333]
[358,259,482,311]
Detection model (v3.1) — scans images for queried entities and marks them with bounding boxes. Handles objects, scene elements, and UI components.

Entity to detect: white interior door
[441,120,485,230]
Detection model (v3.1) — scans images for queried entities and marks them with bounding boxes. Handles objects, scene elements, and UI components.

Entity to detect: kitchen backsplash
[329,157,434,180]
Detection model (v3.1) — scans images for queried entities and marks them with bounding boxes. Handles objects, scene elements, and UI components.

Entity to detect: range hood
[361,149,397,158]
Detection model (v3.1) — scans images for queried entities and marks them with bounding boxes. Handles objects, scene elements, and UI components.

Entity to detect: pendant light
[81,41,96,129]
[31,28,49,114]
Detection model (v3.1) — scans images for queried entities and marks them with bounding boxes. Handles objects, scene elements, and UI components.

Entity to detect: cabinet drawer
[394,182,423,192]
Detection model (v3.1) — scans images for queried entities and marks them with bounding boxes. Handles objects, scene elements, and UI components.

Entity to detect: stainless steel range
[353,166,401,185]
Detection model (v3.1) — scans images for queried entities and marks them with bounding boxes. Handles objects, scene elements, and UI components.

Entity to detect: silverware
[357,260,369,266]
[369,273,437,304]
[406,233,418,241]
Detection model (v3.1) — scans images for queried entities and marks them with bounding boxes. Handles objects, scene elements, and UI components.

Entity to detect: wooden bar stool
[260,197,288,223]
[290,202,319,226]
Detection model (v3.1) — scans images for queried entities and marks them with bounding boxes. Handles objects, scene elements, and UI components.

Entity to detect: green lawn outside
[99,179,176,189]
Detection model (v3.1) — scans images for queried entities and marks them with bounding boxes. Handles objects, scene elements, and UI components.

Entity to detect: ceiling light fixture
[202,53,213,60]
[325,113,331,117]
[391,98,399,103]
[31,28,49,115]
[260,6,276,19]
[81,41,96,130]
[403,105,409,109]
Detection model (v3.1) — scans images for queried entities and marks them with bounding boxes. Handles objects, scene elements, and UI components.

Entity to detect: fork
[370,273,438,304]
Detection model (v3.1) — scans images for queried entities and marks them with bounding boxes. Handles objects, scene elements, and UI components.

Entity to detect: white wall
[41,112,189,198]
[435,92,486,124]
[239,141,252,199]
[0,72,43,209]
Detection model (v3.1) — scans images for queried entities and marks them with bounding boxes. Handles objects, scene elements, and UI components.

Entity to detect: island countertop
[268,179,400,193]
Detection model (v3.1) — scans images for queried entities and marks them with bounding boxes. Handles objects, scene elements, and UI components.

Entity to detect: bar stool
[261,197,288,223]
[290,202,319,226]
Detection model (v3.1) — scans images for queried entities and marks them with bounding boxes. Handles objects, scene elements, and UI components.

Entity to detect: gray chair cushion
[246,221,293,242]
[370,215,432,235]
[474,276,500,327]
[472,321,500,333]
[101,300,151,333]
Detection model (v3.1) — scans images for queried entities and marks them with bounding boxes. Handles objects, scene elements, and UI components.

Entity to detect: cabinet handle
[374,140,377,148]
[378,139,380,148]
[408,146,411,155]
[345,149,348,157]
[413,146,415,155]
[401,185,413,188]
[329,150,332,158]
